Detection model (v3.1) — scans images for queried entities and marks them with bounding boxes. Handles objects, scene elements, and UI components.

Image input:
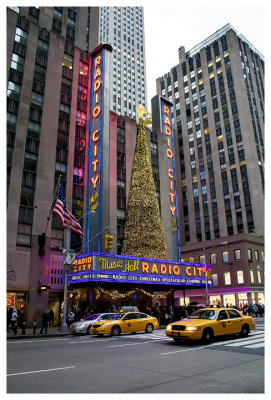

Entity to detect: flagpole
[44,175,62,234]
[62,226,71,333]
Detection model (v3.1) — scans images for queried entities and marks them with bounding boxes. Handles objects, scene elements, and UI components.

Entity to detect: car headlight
[166,325,172,330]
[79,323,88,327]
[186,326,201,331]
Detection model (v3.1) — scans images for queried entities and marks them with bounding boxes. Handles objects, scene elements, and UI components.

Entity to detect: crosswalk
[120,327,265,350]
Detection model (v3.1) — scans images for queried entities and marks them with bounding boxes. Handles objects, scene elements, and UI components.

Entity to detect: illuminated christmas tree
[121,105,168,260]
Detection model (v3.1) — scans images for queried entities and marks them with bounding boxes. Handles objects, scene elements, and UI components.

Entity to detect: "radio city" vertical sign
[161,97,181,261]
[87,43,112,252]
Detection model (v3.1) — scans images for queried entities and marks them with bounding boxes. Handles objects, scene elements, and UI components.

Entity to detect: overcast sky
[144,1,266,111]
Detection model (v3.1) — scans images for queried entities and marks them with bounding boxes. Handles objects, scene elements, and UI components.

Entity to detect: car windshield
[109,313,124,320]
[188,310,218,320]
[84,314,101,321]
[98,314,114,320]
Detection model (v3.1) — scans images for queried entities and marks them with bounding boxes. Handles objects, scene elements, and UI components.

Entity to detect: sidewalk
[7,326,70,340]
[7,325,168,340]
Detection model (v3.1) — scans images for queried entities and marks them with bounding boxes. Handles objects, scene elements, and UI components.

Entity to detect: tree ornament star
[136,104,147,118]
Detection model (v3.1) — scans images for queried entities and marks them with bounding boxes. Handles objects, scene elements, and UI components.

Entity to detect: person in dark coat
[49,309,54,326]
[7,307,13,332]
[39,309,50,334]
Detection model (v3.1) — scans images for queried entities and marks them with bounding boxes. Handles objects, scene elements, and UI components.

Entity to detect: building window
[234,249,241,260]
[255,250,259,261]
[210,253,216,264]
[250,270,255,283]
[248,249,252,261]
[257,270,262,284]
[261,251,264,262]
[237,270,244,284]
[212,274,218,286]
[224,272,231,285]
[222,251,229,262]
[199,255,205,264]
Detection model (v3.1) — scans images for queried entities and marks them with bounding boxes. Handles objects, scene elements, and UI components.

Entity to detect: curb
[7,326,167,340]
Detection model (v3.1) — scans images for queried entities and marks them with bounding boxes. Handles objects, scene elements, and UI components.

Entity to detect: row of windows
[182,249,264,264]
[212,269,262,286]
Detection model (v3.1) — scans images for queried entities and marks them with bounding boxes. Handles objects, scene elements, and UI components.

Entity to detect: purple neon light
[68,268,210,282]
[68,276,207,287]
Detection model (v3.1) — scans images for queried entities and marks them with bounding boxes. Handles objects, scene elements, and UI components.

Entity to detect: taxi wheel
[145,323,154,333]
[202,328,214,344]
[240,324,250,337]
[111,326,121,336]
[173,338,182,343]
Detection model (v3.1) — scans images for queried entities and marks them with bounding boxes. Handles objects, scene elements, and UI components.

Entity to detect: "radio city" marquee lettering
[162,103,177,219]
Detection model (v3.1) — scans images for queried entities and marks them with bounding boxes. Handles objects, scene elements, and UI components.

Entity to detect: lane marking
[225,338,264,347]
[245,342,265,349]
[108,340,166,348]
[7,366,76,377]
[161,345,208,355]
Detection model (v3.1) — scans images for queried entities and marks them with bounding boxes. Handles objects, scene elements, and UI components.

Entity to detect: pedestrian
[7,307,13,332]
[67,309,75,327]
[242,304,248,315]
[248,303,253,315]
[11,309,18,332]
[253,304,259,317]
[49,309,54,327]
[39,309,50,334]
[258,304,263,317]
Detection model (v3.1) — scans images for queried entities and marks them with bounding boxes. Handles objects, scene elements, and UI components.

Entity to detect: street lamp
[203,241,228,307]
[61,210,96,333]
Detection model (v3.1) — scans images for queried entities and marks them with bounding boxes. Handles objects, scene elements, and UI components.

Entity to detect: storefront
[7,290,28,328]
[67,253,209,312]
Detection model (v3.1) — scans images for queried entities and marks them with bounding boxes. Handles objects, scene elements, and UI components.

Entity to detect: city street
[7,318,264,393]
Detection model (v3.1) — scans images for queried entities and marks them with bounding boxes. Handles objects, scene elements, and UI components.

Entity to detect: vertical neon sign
[87,48,104,252]
[161,97,181,261]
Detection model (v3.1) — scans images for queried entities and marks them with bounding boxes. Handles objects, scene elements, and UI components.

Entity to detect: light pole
[61,210,96,333]
[203,241,228,307]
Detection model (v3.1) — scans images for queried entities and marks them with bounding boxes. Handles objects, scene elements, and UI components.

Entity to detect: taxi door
[227,309,244,333]
[136,312,148,331]
[121,313,139,333]
[215,309,235,336]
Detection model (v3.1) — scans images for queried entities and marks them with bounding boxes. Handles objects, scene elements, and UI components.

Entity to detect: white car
[69,313,115,334]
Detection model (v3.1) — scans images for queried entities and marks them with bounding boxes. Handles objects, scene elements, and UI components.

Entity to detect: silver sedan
[69,313,115,334]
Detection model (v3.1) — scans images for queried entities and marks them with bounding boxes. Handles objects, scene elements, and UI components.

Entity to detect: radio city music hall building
[7,6,207,325]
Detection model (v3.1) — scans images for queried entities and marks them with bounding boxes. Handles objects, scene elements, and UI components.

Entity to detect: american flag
[53,184,83,237]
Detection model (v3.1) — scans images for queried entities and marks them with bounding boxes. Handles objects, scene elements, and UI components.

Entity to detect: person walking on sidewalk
[39,309,50,334]
[11,309,18,332]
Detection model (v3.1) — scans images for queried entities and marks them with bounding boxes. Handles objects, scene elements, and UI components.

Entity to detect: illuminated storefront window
[209,295,221,306]
[257,292,264,304]
[237,293,248,308]
[223,294,236,307]
[179,297,189,306]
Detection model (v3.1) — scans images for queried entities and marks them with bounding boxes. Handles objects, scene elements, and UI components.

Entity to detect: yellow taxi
[165,308,256,344]
[90,312,159,336]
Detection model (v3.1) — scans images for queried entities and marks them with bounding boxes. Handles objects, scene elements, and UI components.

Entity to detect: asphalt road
[6,318,264,394]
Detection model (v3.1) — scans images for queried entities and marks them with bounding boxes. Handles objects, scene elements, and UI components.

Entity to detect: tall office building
[156,24,265,307]
[99,6,147,118]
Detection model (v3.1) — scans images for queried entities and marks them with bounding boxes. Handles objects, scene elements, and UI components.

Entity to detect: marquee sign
[68,253,211,287]
[87,43,112,252]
